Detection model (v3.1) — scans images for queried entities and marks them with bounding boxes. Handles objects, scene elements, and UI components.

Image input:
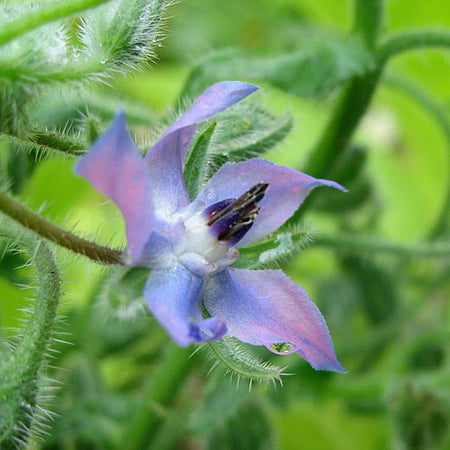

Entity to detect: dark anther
[205,182,268,244]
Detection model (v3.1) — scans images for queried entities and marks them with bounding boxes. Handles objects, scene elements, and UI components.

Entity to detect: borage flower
[75,81,346,373]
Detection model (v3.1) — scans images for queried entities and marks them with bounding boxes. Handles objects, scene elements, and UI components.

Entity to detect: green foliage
[182,29,375,99]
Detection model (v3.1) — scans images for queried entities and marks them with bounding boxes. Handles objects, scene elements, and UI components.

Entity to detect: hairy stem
[0,190,122,264]
[124,345,193,450]
[0,224,60,448]
[378,29,450,62]
[0,0,110,46]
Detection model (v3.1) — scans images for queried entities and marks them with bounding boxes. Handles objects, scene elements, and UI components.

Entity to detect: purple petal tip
[215,80,259,93]
[318,179,348,193]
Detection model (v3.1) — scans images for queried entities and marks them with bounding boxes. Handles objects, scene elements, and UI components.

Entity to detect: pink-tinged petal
[145,81,258,218]
[194,159,346,246]
[74,111,153,264]
[204,268,345,373]
[144,264,226,346]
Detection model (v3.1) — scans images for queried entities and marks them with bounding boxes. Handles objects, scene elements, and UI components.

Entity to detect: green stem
[314,233,450,258]
[378,29,450,62]
[124,345,193,450]
[353,0,384,49]
[304,69,382,179]
[286,1,384,225]
[0,0,110,46]
[0,190,122,265]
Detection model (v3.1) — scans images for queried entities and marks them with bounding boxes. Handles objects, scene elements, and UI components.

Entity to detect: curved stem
[378,29,450,62]
[0,0,109,46]
[0,190,122,265]
[314,233,450,258]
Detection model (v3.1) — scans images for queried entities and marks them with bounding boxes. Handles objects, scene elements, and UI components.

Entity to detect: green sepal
[184,121,217,200]
[205,336,285,384]
[97,266,149,320]
[234,227,313,269]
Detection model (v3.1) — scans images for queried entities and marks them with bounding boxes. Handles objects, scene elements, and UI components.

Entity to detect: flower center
[177,183,268,276]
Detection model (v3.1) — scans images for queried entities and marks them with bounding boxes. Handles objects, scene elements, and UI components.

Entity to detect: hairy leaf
[182,29,374,99]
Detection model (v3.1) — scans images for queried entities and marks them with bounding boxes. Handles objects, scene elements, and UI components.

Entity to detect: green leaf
[206,103,291,181]
[183,102,292,194]
[182,29,374,99]
[235,227,313,269]
[212,103,292,161]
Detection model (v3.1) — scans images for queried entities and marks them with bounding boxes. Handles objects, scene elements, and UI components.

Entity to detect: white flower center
[175,210,239,277]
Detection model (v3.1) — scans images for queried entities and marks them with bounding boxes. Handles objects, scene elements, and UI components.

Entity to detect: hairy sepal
[205,336,285,385]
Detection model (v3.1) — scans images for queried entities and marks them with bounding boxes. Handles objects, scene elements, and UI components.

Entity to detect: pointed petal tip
[317,178,348,193]
[308,355,347,374]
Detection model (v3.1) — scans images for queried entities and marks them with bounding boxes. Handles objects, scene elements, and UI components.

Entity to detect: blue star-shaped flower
[75,81,346,373]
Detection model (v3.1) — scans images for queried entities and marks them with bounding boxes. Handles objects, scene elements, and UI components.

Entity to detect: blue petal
[204,268,345,373]
[145,81,258,218]
[144,264,226,346]
[74,111,153,264]
[194,158,346,247]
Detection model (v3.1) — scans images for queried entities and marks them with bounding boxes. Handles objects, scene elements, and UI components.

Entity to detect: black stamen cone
[205,182,268,245]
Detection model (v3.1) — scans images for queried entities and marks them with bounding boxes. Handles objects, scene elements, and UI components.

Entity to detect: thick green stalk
[353,0,384,49]
[124,345,193,450]
[0,191,122,265]
[0,221,60,448]
[378,29,450,62]
[0,0,110,46]
[303,68,382,179]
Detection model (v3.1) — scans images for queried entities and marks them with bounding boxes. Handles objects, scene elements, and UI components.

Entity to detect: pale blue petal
[74,111,153,264]
[204,268,345,373]
[144,264,226,346]
[194,158,346,246]
[145,81,258,218]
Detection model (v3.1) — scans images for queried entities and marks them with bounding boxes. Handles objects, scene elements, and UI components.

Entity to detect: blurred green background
[0,0,449,449]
